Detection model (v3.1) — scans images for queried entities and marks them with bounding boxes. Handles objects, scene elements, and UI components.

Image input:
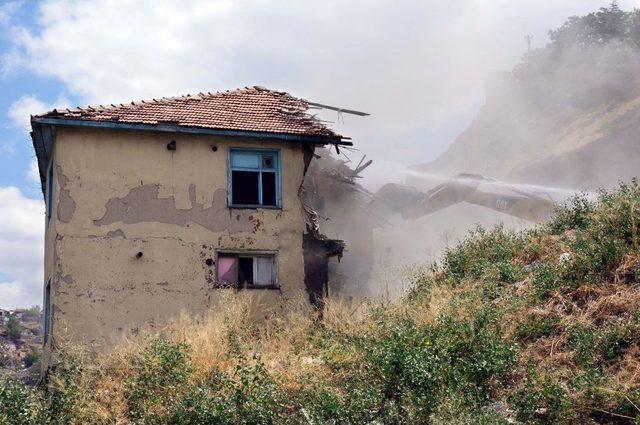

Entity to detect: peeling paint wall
[43,127,307,355]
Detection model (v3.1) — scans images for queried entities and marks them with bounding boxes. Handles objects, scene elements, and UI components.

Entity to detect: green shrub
[46,353,86,423]
[335,306,516,423]
[530,262,562,301]
[598,320,640,363]
[23,307,40,320]
[567,324,598,367]
[7,314,22,343]
[0,380,44,425]
[511,374,572,424]
[514,313,560,342]
[23,348,40,369]
[226,357,284,424]
[442,225,526,283]
[549,180,640,287]
[169,359,284,425]
[547,194,596,234]
[127,338,192,422]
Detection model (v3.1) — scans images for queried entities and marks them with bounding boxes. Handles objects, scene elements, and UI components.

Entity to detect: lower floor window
[217,253,277,288]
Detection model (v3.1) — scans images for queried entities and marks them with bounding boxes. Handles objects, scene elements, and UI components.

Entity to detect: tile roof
[36,86,342,140]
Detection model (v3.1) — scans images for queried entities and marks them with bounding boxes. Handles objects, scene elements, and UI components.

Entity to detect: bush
[514,313,560,342]
[23,307,40,321]
[442,225,526,284]
[530,262,562,301]
[6,314,22,344]
[23,348,40,369]
[127,338,192,422]
[547,194,596,235]
[169,359,284,424]
[0,380,44,425]
[511,374,572,424]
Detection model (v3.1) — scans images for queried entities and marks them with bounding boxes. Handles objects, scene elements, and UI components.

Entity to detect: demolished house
[301,148,378,301]
[30,87,365,362]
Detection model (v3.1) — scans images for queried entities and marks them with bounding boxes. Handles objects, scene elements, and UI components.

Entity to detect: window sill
[214,283,281,291]
[228,204,281,210]
[240,284,281,290]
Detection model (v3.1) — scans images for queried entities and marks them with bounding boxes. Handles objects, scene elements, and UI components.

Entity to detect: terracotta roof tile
[38,86,341,140]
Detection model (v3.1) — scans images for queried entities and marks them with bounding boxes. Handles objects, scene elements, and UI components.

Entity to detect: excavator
[303,153,567,301]
[370,173,559,223]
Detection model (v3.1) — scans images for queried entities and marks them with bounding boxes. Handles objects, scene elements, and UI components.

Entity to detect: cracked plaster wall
[43,127,307,352]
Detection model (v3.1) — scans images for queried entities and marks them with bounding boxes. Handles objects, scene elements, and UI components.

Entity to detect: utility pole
[525,35,533,52]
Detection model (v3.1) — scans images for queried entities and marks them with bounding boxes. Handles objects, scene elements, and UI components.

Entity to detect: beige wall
[44,127,307,351]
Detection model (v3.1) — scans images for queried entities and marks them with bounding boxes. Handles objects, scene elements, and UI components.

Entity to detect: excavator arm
[372,174,556,223]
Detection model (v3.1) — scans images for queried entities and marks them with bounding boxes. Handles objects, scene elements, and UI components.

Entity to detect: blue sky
[1,0,639,309]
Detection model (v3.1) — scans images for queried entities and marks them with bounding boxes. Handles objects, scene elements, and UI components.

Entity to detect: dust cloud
[319,4,640,300]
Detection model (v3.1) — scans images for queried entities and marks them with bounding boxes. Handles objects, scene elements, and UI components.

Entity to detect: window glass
[231,152,260,169]
[229,149,280,207]
[256,257,275,286]
[238,257,254,285]
[262,173,276,206]
[232,171,259,205]
[216,253,276,288]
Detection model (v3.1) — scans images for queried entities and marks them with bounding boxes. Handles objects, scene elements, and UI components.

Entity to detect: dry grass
[45,293,371,423]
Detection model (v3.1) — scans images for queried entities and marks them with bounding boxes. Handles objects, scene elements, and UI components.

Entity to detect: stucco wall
[44,127,308,349]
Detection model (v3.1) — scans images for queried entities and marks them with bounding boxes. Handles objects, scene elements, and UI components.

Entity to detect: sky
[1,0,639,309]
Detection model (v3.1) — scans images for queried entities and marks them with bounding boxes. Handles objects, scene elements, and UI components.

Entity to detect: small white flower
[559,252,572,263]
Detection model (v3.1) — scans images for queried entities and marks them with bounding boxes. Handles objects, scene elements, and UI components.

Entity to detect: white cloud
[0,186,44,309]
[10,0,637,188]
[8,94,69,132]
[8,95,47,132]
[27,157,40,184]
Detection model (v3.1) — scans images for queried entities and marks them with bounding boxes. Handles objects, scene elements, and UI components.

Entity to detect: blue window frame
[228,148,281,208]
[47,164,53,221]
[44,279,51,343]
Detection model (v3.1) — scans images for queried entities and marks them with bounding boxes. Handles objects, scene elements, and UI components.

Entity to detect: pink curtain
[217,256,238,285]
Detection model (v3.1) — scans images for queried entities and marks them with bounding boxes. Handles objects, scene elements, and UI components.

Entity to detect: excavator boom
[372,174,556,223]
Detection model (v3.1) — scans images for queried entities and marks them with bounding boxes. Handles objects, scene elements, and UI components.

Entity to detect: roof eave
[32,116,350,145]
[31,119,55,198]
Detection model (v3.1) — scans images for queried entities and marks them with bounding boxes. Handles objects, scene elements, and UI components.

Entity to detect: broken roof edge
[33,86,363,140]
[31,115,350,143]
[30,118,351,198]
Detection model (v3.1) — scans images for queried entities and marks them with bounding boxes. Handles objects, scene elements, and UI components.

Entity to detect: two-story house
[30,87,352,358]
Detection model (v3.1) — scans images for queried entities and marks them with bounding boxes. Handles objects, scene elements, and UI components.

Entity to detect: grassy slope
[3,181,640,424]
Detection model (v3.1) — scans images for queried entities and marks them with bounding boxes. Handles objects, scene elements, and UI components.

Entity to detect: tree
[6,314,22,344]
[549,2,631,47]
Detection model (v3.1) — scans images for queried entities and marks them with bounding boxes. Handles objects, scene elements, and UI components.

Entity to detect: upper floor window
[228,149,280,208]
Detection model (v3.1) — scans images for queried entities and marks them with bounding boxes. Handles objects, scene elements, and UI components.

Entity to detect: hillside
[3,181,640,423]
[412,4,640,192]
[415,79,640,191]
[0,309,42,384]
